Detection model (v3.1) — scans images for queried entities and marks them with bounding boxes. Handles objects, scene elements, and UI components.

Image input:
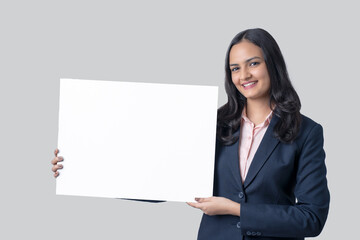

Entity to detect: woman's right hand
[51,148,63,178]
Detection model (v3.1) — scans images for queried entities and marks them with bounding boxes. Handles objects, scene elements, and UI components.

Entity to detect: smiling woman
[187,28,330,240]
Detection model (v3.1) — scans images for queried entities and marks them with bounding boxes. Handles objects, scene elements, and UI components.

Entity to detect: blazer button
[238,192,244,199]
[246,231,252,236]
[252,232,257,236]
[236,221,241,229]
[256,232,262,236]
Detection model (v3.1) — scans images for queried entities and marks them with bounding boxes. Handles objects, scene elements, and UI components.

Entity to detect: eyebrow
[229,56,262,66]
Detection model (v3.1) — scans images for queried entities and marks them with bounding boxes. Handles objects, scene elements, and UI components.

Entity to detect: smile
[242,81,258,89]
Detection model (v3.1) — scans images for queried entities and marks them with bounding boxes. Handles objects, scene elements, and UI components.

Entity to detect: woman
[51,28,330,239]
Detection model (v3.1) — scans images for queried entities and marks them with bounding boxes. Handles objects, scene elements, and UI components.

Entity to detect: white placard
[56,78,218,202]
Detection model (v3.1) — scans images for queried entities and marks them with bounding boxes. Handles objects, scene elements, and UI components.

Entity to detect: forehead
[229,41,263,61]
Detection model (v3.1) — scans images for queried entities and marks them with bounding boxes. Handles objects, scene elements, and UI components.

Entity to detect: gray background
[0,0,358,239]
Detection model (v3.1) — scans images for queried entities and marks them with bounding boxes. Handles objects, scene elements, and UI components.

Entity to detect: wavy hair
[217,28,301,145]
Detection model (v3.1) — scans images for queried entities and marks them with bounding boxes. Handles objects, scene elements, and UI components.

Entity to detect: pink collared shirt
[239,108,273,182]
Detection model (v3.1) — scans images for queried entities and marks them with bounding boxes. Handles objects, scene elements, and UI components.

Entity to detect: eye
[250,62,259,67]
[231,67,239,72]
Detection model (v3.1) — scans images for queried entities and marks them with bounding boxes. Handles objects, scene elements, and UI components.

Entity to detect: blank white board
[56,78,218,202]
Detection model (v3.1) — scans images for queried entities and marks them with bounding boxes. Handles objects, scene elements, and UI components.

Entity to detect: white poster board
[56,78,218,202]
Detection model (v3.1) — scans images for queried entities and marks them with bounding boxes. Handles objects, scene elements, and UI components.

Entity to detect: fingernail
[195,198,200,201]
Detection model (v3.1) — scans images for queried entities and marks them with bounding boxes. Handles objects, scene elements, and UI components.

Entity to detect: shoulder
[295,114,324,148]
[298,114,323,136]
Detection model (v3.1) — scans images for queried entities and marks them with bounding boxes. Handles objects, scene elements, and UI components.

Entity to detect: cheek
[231,77,243,93]
[252,67,267,78]
[231,73,239,85]
[231,72,236,81]
[263,74,271,89]
[255,68,271,87]
[231,75,242,89]
[231,72,240,85]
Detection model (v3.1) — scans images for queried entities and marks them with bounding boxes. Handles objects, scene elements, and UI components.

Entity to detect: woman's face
[229,40,271,103]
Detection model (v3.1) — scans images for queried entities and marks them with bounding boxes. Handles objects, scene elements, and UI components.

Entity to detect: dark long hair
[217,28,301,145]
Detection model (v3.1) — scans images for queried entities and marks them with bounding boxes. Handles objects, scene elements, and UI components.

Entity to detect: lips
[242,81,258,90]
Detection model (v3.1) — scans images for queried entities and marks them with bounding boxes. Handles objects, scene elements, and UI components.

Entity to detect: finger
[54,148,59,157]
[52,164,63,172]
[187,202,202,209]
[51,156,63,165]
[187,202,195,207]
[54,171,59,178]
[195,197,209,203]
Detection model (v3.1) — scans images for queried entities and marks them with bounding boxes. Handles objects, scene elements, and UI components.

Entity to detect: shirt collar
[241,105,273,127]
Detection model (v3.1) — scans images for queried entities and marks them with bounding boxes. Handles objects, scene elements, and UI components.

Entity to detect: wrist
[229,202,241,216]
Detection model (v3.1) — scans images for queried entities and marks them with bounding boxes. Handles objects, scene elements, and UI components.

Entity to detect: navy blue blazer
[197,114,330,240]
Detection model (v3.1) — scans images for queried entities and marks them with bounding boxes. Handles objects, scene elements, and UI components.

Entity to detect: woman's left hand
[187,196,240,216]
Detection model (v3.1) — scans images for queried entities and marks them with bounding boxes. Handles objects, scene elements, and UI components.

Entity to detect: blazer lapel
[243,114,280,189]
[224,129,243,188]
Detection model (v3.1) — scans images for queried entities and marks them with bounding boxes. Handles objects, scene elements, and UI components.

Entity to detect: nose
[239,67,251,81]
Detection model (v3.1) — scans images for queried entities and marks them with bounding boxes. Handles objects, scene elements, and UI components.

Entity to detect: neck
[245,98,272,126]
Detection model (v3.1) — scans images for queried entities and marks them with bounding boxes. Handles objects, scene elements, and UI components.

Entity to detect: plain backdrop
[0,0,359,239]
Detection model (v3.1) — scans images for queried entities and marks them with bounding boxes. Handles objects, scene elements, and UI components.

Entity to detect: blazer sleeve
[240,123,330,238]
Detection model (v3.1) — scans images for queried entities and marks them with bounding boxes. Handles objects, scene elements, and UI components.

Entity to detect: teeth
[243,82,256,87]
